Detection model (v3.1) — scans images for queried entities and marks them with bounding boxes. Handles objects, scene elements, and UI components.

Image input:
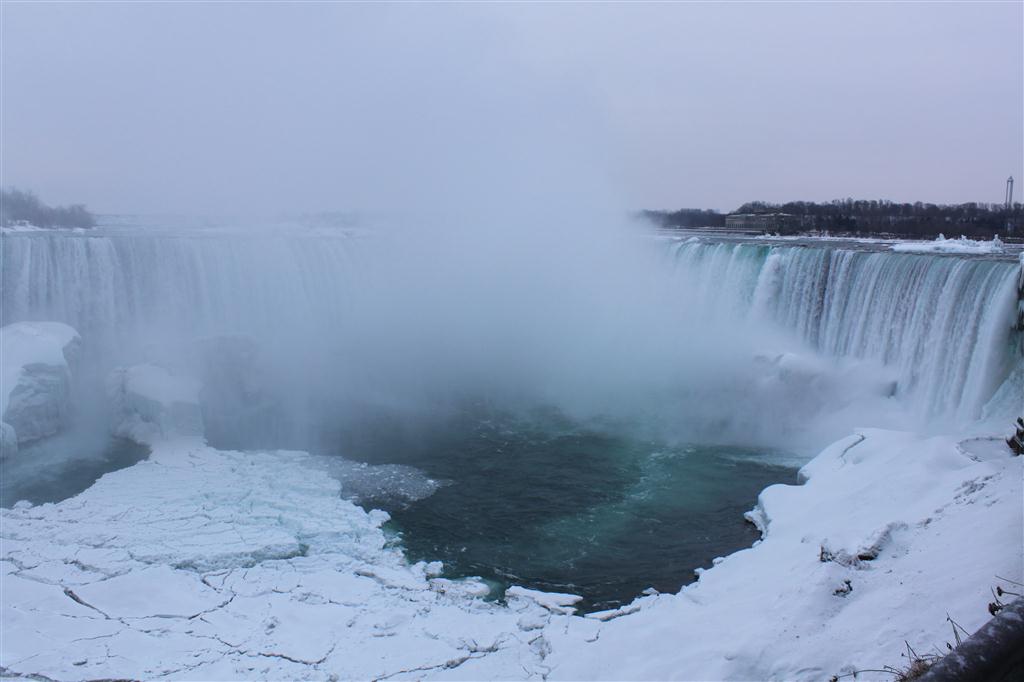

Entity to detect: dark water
[1,432,149,508]
[330,407,798,612]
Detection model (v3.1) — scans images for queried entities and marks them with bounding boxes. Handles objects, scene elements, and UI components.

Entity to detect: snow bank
[891,234,1005,254]
[0,441,569,680]
[544,429,1022,680]
[2,424,1018,680]
[106,364,204,444]
[0,322,80,453]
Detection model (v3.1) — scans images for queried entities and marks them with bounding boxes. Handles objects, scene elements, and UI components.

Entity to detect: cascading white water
[3,227,1021,447]
[2,228,373,447]
[668,238,1022,424]
[2,230,361,348]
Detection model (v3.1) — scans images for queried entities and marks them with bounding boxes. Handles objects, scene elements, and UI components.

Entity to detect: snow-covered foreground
[1,319,1021,679]
[2,426,1020,680]
[548,431,1022,680]
[2,440,568,680]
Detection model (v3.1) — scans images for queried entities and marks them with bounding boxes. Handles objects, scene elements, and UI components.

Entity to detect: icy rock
[0,322,80,448]
[418,560,445,578]
[430,578,493,598]
[106,364,203,444]
[5,364,72,443]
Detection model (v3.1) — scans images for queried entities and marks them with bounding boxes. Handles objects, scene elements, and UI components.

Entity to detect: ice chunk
[506,586,583,615]
[323,457,446,507]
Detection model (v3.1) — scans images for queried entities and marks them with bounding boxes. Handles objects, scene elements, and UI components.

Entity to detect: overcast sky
[2,2,1022,214]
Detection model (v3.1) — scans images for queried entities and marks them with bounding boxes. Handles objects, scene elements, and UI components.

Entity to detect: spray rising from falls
[2,227,1021,451]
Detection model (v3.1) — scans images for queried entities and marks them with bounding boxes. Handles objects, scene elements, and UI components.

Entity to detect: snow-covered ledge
[1,322,81,456]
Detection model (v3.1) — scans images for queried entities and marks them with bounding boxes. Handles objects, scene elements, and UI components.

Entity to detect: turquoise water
[0,432,149,508]
[332,407,798,612]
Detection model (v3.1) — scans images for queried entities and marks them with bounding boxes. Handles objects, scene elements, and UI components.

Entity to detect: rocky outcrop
[1,322,81,454]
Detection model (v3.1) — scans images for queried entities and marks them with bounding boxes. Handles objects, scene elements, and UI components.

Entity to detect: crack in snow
[62,587,112,619]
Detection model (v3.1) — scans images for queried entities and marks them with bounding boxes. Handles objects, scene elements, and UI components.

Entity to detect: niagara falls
[2,3,1022,681]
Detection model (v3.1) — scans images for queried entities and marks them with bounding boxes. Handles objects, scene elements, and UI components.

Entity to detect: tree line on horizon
[3,185,1022,238]
[644,198,1024,238]
[1,188,95,229]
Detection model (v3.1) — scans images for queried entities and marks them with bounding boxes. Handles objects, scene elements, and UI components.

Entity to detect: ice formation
[1,322,81,454]
[890,234,1005,255]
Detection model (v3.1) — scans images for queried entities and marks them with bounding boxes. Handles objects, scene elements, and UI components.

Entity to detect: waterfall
[1,230,361,347]
[668,238,1022,423]
[1,230,371,449]
[3,229,1020,439]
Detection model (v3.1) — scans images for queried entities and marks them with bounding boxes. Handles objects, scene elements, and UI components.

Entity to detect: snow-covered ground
[2,353,1020,679]
[2,440,568,680]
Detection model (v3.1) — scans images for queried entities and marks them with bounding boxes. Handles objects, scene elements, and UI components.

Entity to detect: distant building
[724,213,803,233]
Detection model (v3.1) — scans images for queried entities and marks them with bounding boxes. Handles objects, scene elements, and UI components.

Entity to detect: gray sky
[2,2,1022,214]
